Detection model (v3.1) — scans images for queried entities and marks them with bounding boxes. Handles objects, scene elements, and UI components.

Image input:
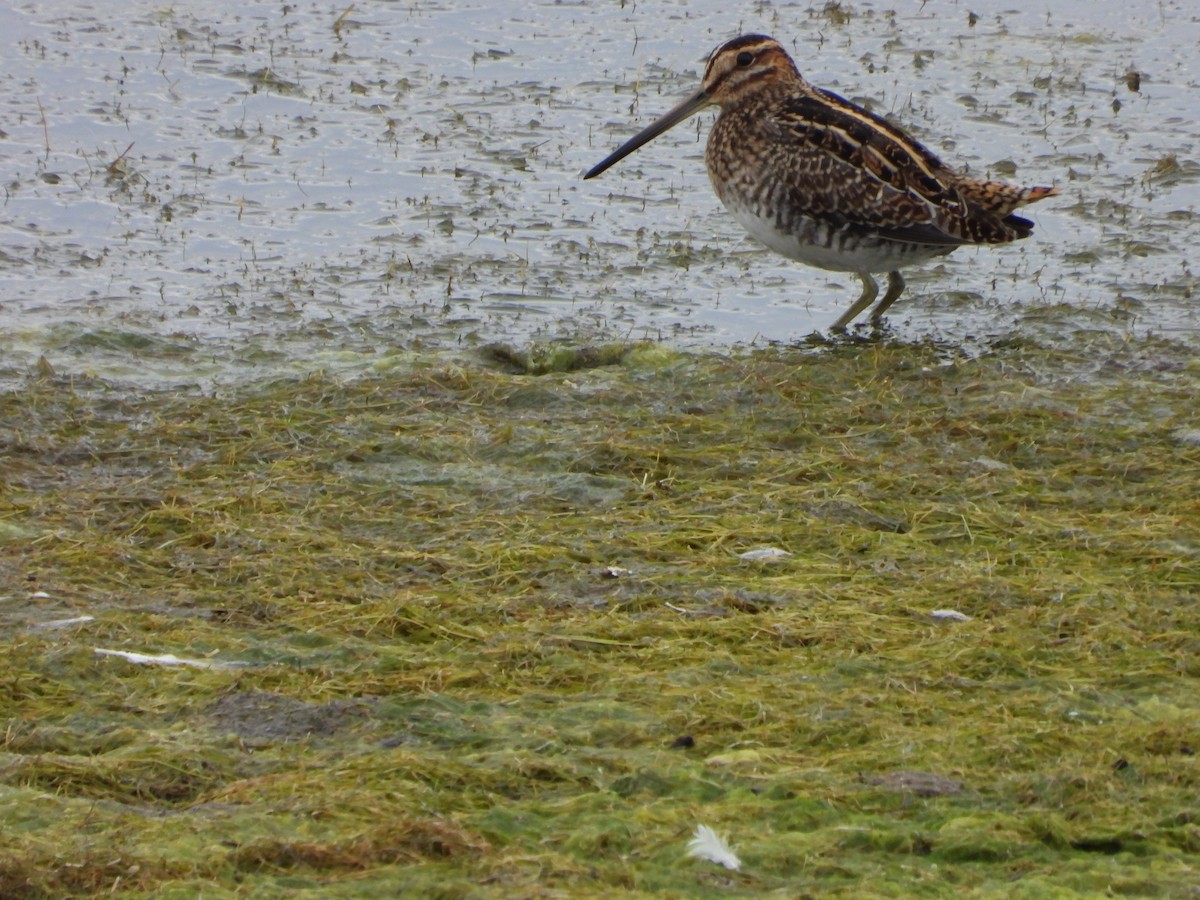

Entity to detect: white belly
[721,198,952,275]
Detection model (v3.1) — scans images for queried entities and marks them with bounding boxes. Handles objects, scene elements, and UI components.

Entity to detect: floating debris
[971,456,1010,472]
[95,648,248,669]
[36,615,96,629]
[686,824,741,871]
[738,547,792,562]
[930,609,972,622]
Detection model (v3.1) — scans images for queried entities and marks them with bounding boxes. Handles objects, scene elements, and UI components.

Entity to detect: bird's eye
[736,51,754,67]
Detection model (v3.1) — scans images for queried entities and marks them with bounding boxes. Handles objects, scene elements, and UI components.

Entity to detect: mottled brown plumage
[585,34,1059,330]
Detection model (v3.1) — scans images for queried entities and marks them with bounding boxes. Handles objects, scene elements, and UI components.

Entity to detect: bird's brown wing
[766,91,1022,245]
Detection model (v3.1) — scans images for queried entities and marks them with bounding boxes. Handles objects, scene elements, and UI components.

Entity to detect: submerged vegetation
[2,334,1199,896]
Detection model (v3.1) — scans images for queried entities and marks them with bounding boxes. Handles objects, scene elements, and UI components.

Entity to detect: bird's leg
[830,273,879,331]
[868,271,906,325]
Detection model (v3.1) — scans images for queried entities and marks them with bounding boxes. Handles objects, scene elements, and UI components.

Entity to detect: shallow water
[1,0,1197,385]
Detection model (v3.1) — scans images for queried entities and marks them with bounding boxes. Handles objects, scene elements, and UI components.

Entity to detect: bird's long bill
[583,89,711,180]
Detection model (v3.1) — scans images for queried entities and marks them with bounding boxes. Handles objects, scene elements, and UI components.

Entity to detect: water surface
[1,0,1196,385]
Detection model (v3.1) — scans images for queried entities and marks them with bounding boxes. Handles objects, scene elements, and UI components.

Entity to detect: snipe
[584,34,1059,331]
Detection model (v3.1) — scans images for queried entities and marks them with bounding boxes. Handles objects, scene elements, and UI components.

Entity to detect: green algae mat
[2,336,1198,897]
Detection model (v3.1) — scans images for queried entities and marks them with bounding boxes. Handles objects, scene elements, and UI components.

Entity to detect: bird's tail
[962,181,1060,216]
